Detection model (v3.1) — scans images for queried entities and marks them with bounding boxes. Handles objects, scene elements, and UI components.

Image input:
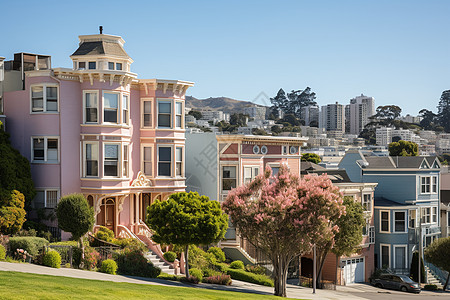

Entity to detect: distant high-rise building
[243,106,266,120]
[300,105,319,126]
[319,102,345,132]
[347,94,375,135]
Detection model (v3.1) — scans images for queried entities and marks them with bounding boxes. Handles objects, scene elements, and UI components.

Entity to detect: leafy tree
[358,127,376,145]
[0,121,35,207]
[270,87,317,118]
[301,153,321,164]
[425,237,450,290]
[229,113,248,127]
[271,125,282,135]
[330,196,365,284]
[146,192,228,278]
[371,105,402,123]
[388,140,418,156]
[188,110,203,120]
[223,166,344,297]
[0,190,26,235]
[252,128,268,135]
[278,114,301,126]
[437,90,450,132]
[419,109,438,131]
[56,194,95,261]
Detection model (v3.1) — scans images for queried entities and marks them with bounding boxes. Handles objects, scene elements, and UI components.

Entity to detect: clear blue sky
[1,0,450,115]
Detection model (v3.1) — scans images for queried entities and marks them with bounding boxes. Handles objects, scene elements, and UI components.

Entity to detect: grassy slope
[0,271,281,300]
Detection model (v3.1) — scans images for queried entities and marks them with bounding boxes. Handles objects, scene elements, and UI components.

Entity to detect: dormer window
[88,62,96,69]
[78,62,86,70]
[108,62,114,70]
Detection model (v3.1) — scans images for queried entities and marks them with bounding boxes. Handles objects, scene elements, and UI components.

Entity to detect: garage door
[342,257,365,284]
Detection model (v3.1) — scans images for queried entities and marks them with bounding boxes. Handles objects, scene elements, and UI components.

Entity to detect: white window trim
[420,176,437,194]
[103,142,121,178]
[83,90,99,124]
[432,206,438,224]
[141,144,153,177]
[243,165,260,184]
[393,244,408,270]
[221,164,238,192]
[393,210,408,233]
[408,209,417,229]
[141,98,153,129]
[369,226,375,244]
[122,93,129,125]
[421,206,432,224]
[432,176,438,194]
[380,210,390,233]
[34,189,60,209]
[157,99,173,129]
[175,146,184,178]
[362,194,372,212]
[30,83,59,114]
[175,101,184,129]
[82,141,99,178]
[102,91,120,125]
[31,136,60,163]
[157,144,173,178]
[380,243,391,269]
[122,144,129,179]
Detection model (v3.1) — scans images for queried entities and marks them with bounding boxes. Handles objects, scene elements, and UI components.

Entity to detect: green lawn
[0,271,281,299]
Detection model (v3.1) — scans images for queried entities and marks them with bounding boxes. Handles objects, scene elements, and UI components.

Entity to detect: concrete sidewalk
[0,261,366,299]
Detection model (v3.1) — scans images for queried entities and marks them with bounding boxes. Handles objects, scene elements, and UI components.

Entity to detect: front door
[99,198,116,232]
[141,193,152,221]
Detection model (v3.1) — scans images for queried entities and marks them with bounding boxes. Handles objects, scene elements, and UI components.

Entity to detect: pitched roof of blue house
[375,197,410,207]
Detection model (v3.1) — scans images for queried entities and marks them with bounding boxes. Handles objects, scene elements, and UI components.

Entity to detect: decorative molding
[131,171,151,187]
[118,195,127,213]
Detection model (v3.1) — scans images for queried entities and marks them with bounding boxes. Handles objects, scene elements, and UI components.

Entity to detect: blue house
[339,151,441,274]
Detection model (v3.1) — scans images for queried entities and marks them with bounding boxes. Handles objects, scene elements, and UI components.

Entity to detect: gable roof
[306,170,353,183]
[374,197,409,207]
[300,161,326,172]
[363,156,440,170]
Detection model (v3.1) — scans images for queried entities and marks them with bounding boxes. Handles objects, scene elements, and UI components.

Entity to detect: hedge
[0,244,5,260]
[226,268,274,287]
[8,237,49,256]
[43,250,61,268]
[100,259,117,275]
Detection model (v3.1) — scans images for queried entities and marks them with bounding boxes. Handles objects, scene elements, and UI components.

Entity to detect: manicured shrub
[230,260,244,270]
[424,284,438,291]
[189,268,203,281]
[114,249,161,278]
[0,244,6,260]
[245,264,266,275]
[207,247,225,263]
[203,274,232,285]
[100,259,117,275]
[95,226,115,242]
[188,245,216,270]
[8,236,49,256]
[202,268,222,277]
[213,262,229,273]
[226,268,274,287]
[163,251,177,263]
[43,250,61,268]
[82,247,100,270]
[157,272,182,281]
[112,238,147,251]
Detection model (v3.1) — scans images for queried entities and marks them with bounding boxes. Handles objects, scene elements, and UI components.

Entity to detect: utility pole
[313,244,316,294]
[418,208,422,285]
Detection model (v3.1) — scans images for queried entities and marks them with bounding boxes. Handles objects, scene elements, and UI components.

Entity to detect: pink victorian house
[3,32,193,241]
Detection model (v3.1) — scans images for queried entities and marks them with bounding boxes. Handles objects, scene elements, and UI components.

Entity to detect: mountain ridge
[185,96,268,114]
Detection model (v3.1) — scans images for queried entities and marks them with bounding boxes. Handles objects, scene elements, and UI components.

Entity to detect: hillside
[186,96,268,114]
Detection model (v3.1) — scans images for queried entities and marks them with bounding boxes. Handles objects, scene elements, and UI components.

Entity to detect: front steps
[425,265,444,289]
[144,250,176,275]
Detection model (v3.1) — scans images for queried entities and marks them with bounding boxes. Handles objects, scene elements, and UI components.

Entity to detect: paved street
[1,262,449,299]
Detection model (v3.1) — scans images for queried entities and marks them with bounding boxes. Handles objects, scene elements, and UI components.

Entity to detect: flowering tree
[222,165,345,297]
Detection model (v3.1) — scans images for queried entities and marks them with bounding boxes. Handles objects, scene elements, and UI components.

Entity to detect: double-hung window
[104,144,119,177]
[369,226,375,244]
[158,100,172,128]
[158,146,172,176]
[421,177,431,193]
[432,207,438,223]
[84,91,98,123]
[363,194,372,212]
[175,102,182,128]
[142,100,152,127]
[222,166,237,191]
[394,211,406,232]
[31,85,58,113]
[409,209,416,228]
[380,211,390,232]
[244,166,259,184]
[84,142,98,177]
[123,145,129,178]
[432,176,438,193]
[122,95,129,124]
[32,137,59,163]
[176,147,183,176]
[421,207,431,224]
[104,92,118,123]
[32,190,59,209]
[143,146,152,176]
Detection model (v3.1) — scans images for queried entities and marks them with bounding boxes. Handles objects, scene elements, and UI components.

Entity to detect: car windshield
[399,275,414,283]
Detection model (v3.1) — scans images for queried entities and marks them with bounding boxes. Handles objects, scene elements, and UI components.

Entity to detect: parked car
[372,274,421,293]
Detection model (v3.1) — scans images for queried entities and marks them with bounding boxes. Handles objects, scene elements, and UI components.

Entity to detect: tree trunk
[79,237,85,269]
[444,273,450,291]
[185,245,189,278]
[335,255,340,285]
[272,254,289,297]
[316,250,328,288]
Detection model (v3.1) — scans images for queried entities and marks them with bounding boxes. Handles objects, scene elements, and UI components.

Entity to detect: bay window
[222,166,237,190]
[432,206,437,223]
[104,144,119,177]
[158,100,172,128]
[176,147,183,176]
[409,209,416,228]
[175,102,182,128]
[421,207,431,224]
[84,142,98,177]
[31,85,58,113]
[143,146,152,176]
[432,176,438,193]
[32,137,59,163]
[108,62,114,70]
[104,92,118,123]
[122,95,129,124]
[123,145,129,178]
[363,194,372,212]
[158,146,172,176]
[84,91,98,123]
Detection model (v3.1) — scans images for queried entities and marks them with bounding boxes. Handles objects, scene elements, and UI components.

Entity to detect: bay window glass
[123,145,128,177]
[85,143,98,176]
[116,63,122,70]
[176,147,183,176]
[143,101,152,127]
[104,93,118,123]
[175,102,182,128]
[31,85,58,112]
[432,207,437,223]
[122,95,129,124]
[422,207,431,224]
[104,144,119,176]
[222,166,237,190]
[158,101,171,128]
[409,209,416,228]
[85,92,98,123]
[363,194,372,212]
[432,176,437,193]
[143,147,152,176]
[78,62,86,70]
[46,87,58,111]
[108,62,114,70]
[158,147,172,176]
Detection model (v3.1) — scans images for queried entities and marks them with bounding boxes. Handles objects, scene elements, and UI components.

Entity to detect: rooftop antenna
[99,26,103,34]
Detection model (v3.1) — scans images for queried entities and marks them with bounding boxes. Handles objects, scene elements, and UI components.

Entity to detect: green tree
[146,192,228,278]
[188,110,203,120]
[270,87,317,118]
[410,251,426,283]
[278,114,301,126]
[371,105,402,124]
[388,140,418,156]
[0,121,35,207]
[271,125,282,135]
[301,153,321,164]
[252,128,268,135]
[56,194,95,261]
[229,113,248,127]
[437,90,450,132]
[425,237,450,290]
[0,190,27,235]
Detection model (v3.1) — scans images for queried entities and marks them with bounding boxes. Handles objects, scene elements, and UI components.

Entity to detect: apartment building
[319,102,345,133]
[347,94,375,135]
